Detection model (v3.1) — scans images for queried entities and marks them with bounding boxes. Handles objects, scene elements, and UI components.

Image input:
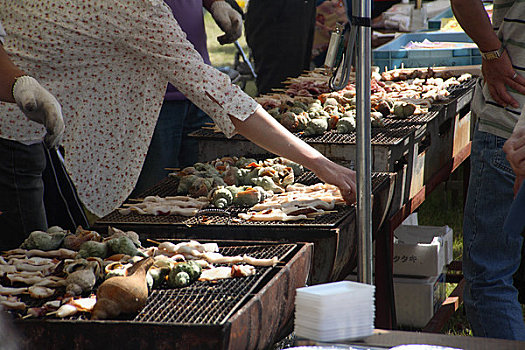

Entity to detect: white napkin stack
[294,281,375,342]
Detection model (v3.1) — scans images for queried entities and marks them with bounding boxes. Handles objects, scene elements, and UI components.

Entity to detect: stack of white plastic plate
[294,281,375,342]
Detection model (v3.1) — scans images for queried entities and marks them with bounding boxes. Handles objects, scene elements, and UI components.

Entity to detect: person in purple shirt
[132,0,242,195]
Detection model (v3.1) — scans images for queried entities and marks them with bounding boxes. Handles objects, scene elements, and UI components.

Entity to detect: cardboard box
[393,225,453,277]
[394,273,446,328]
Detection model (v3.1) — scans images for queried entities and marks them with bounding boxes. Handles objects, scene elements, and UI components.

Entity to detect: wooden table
[296,329,525,349]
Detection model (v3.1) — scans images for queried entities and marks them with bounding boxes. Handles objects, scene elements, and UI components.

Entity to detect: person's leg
[245,0,316,95]
[463,127,525,340]
[132,100,190,197]
[178,103,213,168]
[0,138,47,251]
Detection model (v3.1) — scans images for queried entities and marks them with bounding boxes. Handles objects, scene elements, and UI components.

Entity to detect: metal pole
[355,0,373,285]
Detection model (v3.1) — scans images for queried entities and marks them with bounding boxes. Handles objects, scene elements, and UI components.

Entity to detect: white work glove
[210,1,243,45]
[12,76,65,148]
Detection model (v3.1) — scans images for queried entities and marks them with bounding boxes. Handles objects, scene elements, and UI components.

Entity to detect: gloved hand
[210,1,243,45]
[12,76,65,148]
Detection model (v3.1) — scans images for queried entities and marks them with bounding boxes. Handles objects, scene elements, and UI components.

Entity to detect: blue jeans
[0,138,47,251]
[132,100,212,196]
[463,126,525,340]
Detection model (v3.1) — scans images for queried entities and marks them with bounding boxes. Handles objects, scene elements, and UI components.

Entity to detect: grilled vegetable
[370,111,386,127]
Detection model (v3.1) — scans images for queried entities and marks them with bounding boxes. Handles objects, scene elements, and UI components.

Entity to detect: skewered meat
[0,286,28,296]
[239,209,308,222]
[242,255,279,267]
[118,195,209,216]
[3,248,77,259]
[28,286,55,299]
[199,264,256,281]
[55,304,78,318]
[201,252,243,265]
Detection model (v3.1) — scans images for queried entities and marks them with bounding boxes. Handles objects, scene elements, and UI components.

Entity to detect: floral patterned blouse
[0,0,259,217]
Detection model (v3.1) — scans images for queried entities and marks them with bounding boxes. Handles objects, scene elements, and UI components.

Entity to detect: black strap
[351,16,371,27]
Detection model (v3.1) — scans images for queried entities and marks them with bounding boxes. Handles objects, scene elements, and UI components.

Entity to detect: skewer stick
[45,310,59,316]
[146,238,162,245]
[21,314,33,319]
[127,198,144,202]
[204,122,216,126]
[202,126,217,130]
[164,168,180,171]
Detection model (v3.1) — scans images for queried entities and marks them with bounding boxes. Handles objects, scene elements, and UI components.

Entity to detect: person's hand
[210,1,243,45]
[312,160,357,205]
[503,125,525,194]
[12,76,65,148]
[482,50,525,108]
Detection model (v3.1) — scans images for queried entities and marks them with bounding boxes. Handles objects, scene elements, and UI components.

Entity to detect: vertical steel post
[355,0,373,285]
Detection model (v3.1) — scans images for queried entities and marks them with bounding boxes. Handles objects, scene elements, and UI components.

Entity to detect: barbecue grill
[12,241,312,350]
[94,172,395,284]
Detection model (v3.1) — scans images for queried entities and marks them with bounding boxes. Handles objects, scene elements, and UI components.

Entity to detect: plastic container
[372,32,481,72]
[428,8,453,30]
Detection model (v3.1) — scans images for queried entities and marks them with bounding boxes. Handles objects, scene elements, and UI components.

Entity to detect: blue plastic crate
[428,8,453,30]
[372,32,480,72]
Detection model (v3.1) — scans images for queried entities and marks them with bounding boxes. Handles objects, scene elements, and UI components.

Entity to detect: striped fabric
[473,0,525,138]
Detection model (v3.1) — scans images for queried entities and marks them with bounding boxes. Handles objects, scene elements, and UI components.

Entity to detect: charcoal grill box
[392,224,453,277]
[94,172,395,286]
[13,240,312,350]
[373,32,481,72]
[380,68,478,186]
[190,125,416,213]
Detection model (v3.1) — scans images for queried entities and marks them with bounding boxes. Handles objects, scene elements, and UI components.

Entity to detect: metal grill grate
[190,125,417,145]
[97,173,391,227]
[133,243,296,324]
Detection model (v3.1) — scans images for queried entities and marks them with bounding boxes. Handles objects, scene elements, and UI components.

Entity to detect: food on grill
[78,241,108,259]
[336,116,356,134]
[392,101,417,118]
[170,261,201,282]
[117,195,209,216]
[63,226,102,251]
[91,257,154,320]
[0,285,28,296]
[106,236,144,257]
[199,264,256,281]
[241,255,279,267]
[210,186,235,208]
[64,258,103,296]
[28,286,55,299]
[56,303,78,318]
[0,295,26,311]
[3,248,78,259]
[20,228,68,251]
[169,271,191,288]
[238,183,344,222]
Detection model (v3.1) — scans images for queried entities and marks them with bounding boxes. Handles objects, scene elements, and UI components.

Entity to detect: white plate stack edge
[294,281,375,342]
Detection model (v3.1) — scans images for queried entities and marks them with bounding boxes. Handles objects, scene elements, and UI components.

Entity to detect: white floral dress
[0,0,259,217]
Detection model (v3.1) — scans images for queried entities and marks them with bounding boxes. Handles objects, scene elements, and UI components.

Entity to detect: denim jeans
[132,99,212,196]
[463,127,525,340]
[0,138,47,251]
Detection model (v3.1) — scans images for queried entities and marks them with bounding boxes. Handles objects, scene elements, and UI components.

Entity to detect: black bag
[42,146,90,231]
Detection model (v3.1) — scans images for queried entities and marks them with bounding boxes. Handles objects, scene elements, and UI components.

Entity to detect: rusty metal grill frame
[134,243,297,325]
